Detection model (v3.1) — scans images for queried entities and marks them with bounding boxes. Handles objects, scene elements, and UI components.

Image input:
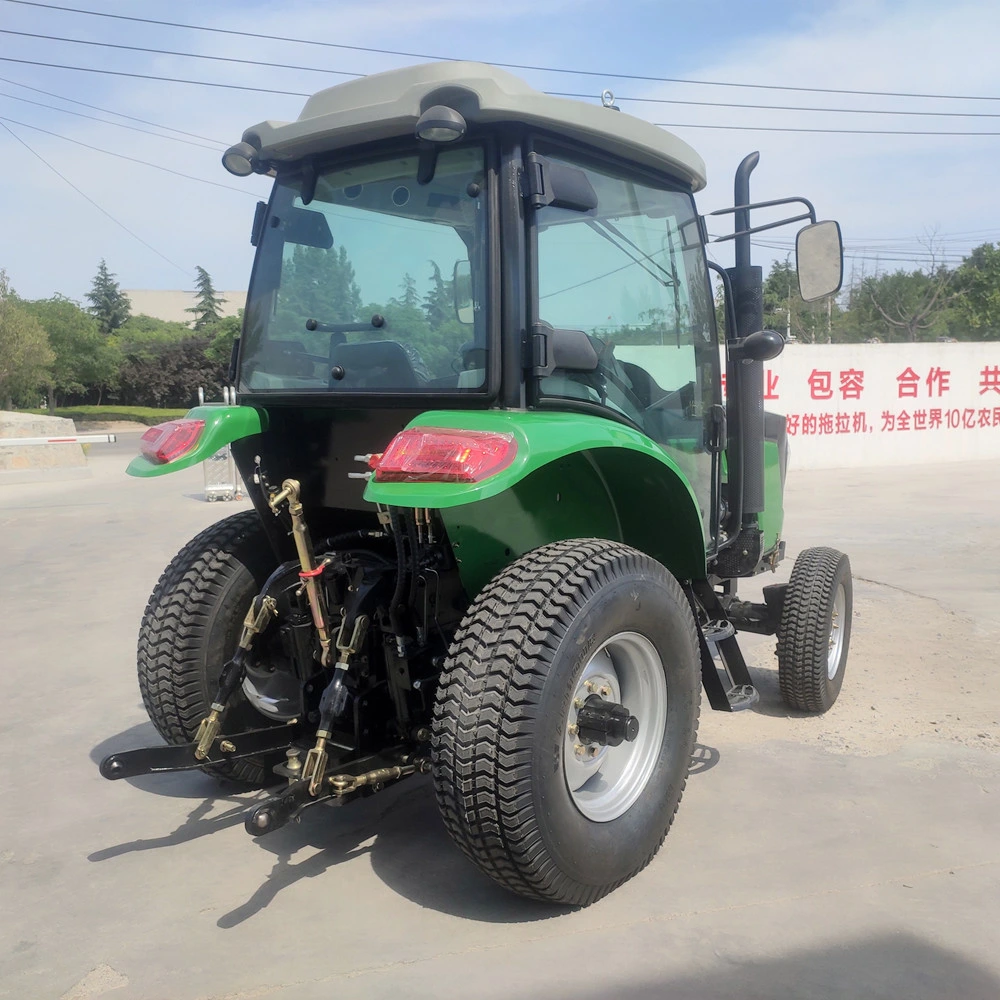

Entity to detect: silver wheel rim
[828,583,846,680]
[563,631,667,823]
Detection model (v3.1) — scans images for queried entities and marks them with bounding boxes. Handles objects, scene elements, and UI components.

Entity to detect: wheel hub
[575,694,639,747]
[562,632,668,823]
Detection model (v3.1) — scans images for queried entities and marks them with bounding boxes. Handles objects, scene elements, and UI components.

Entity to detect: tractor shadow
[88,722,265,860]
[89,724,722,926]
[217,743,723,928]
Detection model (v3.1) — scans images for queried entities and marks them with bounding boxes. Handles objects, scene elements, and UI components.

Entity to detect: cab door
[526,141,720,527]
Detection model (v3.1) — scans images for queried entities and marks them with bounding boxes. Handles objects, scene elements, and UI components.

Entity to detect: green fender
[364,410,708,598]
[126,405,266,478]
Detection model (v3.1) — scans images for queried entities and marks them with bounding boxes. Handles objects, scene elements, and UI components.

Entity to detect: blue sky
[2,0,999,302]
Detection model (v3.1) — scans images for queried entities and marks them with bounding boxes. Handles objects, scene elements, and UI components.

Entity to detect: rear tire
[432,539,700,906]
[137,511,279,787]
[777,546,852,713]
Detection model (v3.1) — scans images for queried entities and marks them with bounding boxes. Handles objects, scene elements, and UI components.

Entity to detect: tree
[422,261,452,329]
[275,245,362,342]
[187,265,225,330]
[86,259,131,334]
[23,295,120,407]
[952,242,1000,340]
[114,336,226,408]
[853,266,954,343]
[0,270,54,409]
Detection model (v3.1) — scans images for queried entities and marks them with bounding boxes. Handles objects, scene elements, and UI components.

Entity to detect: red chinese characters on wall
[808,369,866,401]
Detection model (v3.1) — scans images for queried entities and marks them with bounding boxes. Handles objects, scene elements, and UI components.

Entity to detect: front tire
[777,546,852,713]
[432,539,700,906]
[137,511,279,786]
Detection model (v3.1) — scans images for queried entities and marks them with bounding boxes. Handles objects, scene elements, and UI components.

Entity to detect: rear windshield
[240,145,489,394]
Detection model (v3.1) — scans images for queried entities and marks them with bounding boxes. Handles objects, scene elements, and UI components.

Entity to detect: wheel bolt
[588,745,600,757]
[567,723,578,736]
[599,685,611,698]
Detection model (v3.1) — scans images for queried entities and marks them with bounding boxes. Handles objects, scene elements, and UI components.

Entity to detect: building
[123,289,247,324]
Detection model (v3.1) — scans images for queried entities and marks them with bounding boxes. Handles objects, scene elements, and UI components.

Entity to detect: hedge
[24,405,189,426]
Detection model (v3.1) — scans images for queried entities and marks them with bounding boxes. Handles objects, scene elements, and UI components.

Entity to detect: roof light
[415,105,467,143]
[222,141,259,177]
[373,427,516,483]
[140,419,205,465]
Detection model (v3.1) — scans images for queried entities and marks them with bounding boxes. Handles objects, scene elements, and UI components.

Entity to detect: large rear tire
[432,539,700,906]
[137,511,279,787]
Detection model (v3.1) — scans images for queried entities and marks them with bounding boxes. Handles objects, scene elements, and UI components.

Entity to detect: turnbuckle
[193,595,277,760]
[301,613,370,796]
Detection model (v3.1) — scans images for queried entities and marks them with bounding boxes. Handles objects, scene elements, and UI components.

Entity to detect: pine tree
[187,265,226,330]
[85,259,131,335]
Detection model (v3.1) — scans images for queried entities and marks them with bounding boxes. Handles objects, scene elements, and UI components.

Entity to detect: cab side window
[533,152,716,450]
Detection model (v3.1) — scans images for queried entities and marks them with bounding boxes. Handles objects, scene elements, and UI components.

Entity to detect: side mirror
[453,260,474,325]
[796,220,843,302]
[731,329,785,362]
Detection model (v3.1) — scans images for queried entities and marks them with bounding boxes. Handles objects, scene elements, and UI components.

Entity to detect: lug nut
[599,685,611,698]
[567,723,579,736]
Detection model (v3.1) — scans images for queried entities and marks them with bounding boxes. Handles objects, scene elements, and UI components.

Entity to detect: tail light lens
[372,427,517,483]
[139,419,206,464]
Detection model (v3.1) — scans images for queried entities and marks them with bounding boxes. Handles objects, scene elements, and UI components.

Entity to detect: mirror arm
[711,211,814,243]
[708,195,817,222]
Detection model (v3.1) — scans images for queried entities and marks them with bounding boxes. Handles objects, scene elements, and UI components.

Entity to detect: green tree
[852,266,954,343]
[23,295,120,407]
[205,311,243,366]
[86,259,131,335]
[422,261,452,329]
[952,242,1000,339]
[187,265,226,330]
[275,245,362,343]
[0,270,54,409]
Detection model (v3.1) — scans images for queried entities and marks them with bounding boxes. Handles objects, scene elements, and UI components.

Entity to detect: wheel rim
[827,583,847,680]
[563,631,667,823]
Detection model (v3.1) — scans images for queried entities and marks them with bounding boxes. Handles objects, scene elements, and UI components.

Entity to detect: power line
[4,0,1000,103]
[0,74,226,144]
[0,56,312,97]
[0,115,259,196]
[0,29,363,80]
[8,28,1000,123]
[1,56,996,138]
[0,119,187,274]
[556,92,1000,119]
[655,120,1000,136]
[0,91,223,150]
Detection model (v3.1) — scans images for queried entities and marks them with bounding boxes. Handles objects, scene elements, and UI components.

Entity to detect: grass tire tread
[776,545,849,713]
[431,538,699,907]
[136,510,272,786]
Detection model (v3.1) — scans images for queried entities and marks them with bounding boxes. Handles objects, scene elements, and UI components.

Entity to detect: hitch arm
[100,723,301,780]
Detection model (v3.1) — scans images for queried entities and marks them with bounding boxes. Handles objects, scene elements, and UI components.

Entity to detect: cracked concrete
[1,444,997,999]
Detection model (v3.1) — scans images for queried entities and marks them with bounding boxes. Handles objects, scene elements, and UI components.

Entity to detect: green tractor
[100,62,851,907]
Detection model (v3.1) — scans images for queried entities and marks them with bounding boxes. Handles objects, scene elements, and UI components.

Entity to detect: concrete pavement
[0,447,997,999]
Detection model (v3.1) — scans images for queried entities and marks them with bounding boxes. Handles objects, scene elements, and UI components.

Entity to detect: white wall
[724,343,1000,469]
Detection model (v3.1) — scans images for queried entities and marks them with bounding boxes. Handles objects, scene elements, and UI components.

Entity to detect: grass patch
[23,405,189,426]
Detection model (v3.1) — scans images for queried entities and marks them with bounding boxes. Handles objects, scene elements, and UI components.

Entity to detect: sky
[1,0,999,303]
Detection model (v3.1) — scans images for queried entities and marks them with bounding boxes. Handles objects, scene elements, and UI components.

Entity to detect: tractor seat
[328,340,418,389]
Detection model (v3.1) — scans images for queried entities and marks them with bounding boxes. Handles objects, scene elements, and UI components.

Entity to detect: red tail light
[139,419,206,464]
[373,427,517,483]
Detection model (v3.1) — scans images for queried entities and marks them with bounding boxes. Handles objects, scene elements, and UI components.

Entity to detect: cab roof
[241,61,706,191]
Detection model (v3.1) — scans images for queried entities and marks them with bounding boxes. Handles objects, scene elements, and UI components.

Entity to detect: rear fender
[363,410,707,598]
[126,405,266,478]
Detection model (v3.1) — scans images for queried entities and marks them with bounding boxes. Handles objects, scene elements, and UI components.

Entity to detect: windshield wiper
[305,314,386,334]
